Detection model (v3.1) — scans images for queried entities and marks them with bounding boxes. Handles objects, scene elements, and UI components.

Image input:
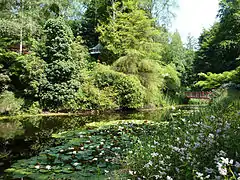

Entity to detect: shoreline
[0,105,206,120]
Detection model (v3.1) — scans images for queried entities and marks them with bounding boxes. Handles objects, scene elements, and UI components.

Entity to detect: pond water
[0,106,199,178]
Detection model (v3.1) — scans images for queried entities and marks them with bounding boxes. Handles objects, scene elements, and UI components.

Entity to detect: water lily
[46,165,51,170]
[34,165,40,169]
[73,162,79,166]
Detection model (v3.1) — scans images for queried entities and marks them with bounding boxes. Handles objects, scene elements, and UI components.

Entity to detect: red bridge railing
[185,91,212,99]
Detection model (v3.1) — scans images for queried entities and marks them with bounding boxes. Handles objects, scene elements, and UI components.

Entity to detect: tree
[195,0,240,74]
[138,0,178,27]
[40,18,81,110]
[97,0,162,63]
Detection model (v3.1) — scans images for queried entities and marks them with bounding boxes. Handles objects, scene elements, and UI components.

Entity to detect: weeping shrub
[112,50,180,107]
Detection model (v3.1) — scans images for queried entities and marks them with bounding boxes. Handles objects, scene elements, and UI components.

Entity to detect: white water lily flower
[60,149,64,152]
[73,162,79,166]
[80,147,84,150]
[72,151,77,154]
[167,176,173,180]
[105,159,109,162]
[93,158,98,161]
[68,147,74,150]
[34,165,40,169]
[46,165,51,170]
[100,142,104,145]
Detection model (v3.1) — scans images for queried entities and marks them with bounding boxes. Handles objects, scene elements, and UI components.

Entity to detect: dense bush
[92,64,145,109]
[0,91,24,115]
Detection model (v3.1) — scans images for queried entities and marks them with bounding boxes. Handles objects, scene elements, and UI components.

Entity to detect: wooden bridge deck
[185,91,212,99]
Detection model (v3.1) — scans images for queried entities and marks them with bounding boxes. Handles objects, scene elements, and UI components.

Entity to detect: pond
[0,108,173,178]
[0,106,201,179]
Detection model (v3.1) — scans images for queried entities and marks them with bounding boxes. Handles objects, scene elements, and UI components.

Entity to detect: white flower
[151,152,159,157]
[60,149,64,152]
[196,172,203,178]
[46,165,51,170]
[129,170,134,175]
[129,151,133,154]
[105,159,109,162]
[167,176,173,180]
[154,140,159,145]
[68,147,74,150]
[154,175,160,179]
[73,162,79,166]
[104,170,109,174]
[93,158,98,161]
[34,165,40,169]
[148,160,153,166]
[72,151,77,154]
[100,142,104,145]
[80,147,84,150]
[218,166,227,176]
[208,133,214,139]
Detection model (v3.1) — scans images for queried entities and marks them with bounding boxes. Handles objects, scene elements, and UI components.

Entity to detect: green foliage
[44,18,73,63]
[13,54,47,100]
[188,98,209,105]
[164,31,186,75]
[0,91,24,115]
[113,50,180,106]
[40,18,83,111]
[0,19,22,40]
[195,67,240,90]
[161,64,181,91]
[97,1,162,63]
[195,0,240,74]
[70,36,89,69]
[92,64,145,109]
[0,50,19,93]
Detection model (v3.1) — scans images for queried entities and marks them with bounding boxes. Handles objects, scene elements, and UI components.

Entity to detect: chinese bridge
[185,91,212,99]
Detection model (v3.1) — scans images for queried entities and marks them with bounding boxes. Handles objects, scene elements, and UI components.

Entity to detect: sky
[171,0,219,44]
